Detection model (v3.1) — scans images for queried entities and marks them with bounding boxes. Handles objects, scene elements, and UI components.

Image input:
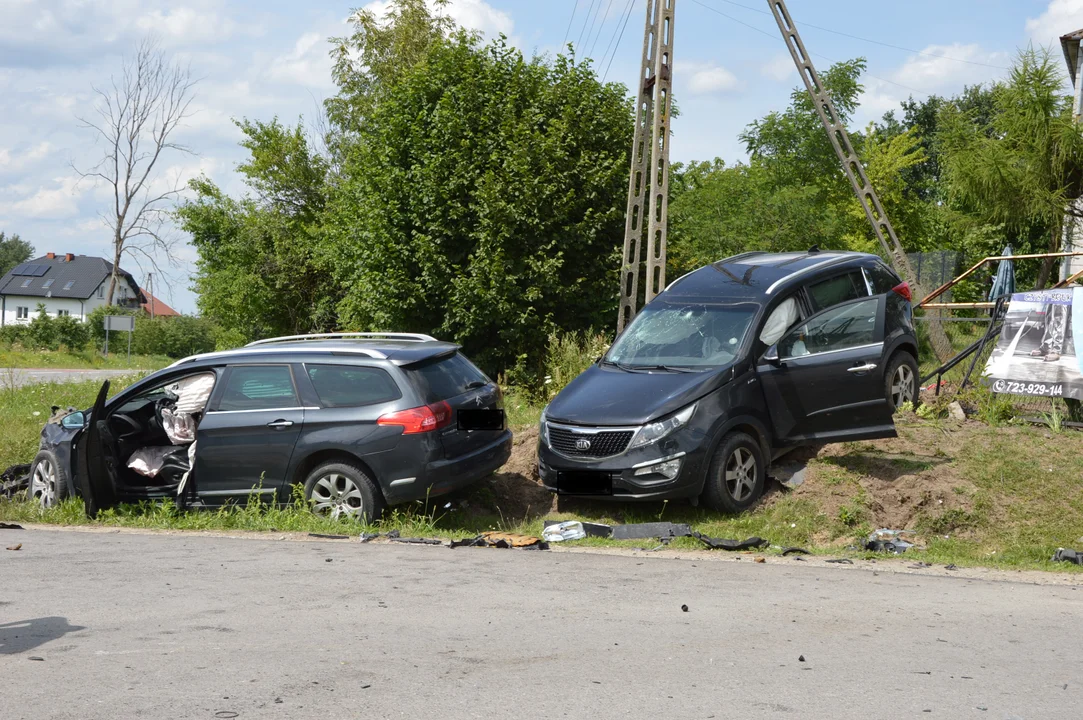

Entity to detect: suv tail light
[892,281,912,302]
[377,401,453,434]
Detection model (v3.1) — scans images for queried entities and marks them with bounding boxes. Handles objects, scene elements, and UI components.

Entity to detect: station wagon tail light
[377,401,453,434]
[892,281,912,302]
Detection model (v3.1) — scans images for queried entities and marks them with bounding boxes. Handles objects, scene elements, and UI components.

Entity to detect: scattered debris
[865,528,918,554]
[1053,548,1083,565]
[542,520,587,542]
[694,534,768,551]
[780,547,810,556]
[0,522,23,530]
[754,557,766,564]
[28,656,43,661]
[611,522,691,540]
[793,556,805,561]
[1,464,31,499]
[945,564,958,570]
[909,562,932,569]
[6,543,22,551]
[825,558,853,564]
[309,533,349,540]
[681,604,689,612]
[947,401,966,421]
[450,532,548,550]
[771,464,808,489]
[325,558,333,562]
[798,655,805,662]
[389,537,443,545]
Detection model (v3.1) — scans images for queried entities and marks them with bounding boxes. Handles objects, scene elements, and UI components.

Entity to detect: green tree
[0,231,33,276]
[938,47,1083,287]
[322,35,633,373]
[25,304,57,350]
[176,118,335,342]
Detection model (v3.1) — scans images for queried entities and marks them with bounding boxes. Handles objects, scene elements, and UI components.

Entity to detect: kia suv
[28,333,511,521]
[537,251,918,513]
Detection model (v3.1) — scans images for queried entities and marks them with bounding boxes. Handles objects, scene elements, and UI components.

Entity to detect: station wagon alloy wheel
[725,447,757,503]
[310,473,366,519]
[891,364,915,408]
[30,457,58,507]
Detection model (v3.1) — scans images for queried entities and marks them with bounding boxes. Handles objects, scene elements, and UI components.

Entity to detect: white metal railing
[245,332,436,347]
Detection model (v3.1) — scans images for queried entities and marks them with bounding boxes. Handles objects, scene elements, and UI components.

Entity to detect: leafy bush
[54,314,90,350]
[0,324,27,346]
[25,304,57,350]
[132,315,216,358]
[87,305,139,346]
[506,328,611,402]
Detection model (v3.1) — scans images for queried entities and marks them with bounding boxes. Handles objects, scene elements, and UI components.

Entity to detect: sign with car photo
[984,288,1083,399]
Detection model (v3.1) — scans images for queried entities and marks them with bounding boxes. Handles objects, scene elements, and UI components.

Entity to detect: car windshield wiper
[638,364,699,373]
[600,359,648,372]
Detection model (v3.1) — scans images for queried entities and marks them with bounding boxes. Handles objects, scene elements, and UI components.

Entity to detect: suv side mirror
[763,345,781,366]
[60,411,86,429]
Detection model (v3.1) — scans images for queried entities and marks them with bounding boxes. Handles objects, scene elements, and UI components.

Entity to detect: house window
[16,307,29,320]
[97,285,104,299]
[42,279,54,289]
[63,281,75,290]
[56,309,70,317]
[21,278,32,288]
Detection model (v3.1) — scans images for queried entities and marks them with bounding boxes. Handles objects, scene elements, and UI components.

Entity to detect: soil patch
[482,425,555,521]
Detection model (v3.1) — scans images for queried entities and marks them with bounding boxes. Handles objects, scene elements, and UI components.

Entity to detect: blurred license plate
[556,471,612,495]
[457,408,505,431]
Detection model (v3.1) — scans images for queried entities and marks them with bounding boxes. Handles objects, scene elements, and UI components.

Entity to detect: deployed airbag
[128,446,177,478]
[168,373,215,414]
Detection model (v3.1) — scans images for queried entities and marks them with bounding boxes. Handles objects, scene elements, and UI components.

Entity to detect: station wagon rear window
[305,365,402,407]
[408,353,489,402]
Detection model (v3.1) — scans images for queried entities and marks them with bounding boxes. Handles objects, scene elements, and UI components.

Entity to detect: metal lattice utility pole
[766,0,952,361]
[618,0,675,332]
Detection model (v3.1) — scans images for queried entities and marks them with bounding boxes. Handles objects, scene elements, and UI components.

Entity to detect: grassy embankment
[3,372,1083,573]
[0,346,171,370]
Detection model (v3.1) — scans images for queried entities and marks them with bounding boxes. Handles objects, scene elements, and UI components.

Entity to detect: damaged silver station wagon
[27,333,511,521]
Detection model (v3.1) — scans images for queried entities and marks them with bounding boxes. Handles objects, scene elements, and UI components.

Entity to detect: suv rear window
[408,353,489,402]
[807,271,868,311]
[306,365,401,407]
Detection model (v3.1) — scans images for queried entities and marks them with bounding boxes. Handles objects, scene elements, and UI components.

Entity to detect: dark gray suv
[538,250,918,513]
[28,333,511,521]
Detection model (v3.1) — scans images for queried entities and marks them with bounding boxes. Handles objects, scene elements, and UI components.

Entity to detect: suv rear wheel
[701,432,766,513]
[885,351,919,410]
[303,461,385,523]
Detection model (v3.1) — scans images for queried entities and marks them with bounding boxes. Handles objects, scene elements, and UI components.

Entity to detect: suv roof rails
[246,332,437,347]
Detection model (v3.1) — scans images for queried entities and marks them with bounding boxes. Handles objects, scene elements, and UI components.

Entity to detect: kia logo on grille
[575,438,592,451]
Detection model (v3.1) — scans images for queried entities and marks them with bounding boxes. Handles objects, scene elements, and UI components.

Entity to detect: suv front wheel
[701,432,766,513]
[303,461,385,523]
[885,351,919,411]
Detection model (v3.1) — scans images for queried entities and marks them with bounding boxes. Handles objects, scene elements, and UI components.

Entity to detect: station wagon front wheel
[303,462,384,523]
[701,432,766,514]
[28,449,69,508]
[885,351,919,411]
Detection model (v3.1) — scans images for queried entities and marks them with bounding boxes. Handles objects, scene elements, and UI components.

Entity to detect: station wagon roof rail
[246,332,437,347]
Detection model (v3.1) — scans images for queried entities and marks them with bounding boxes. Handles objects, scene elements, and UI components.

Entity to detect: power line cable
[588,0,618,58]
[704,0,1010,70]
[576,0,600,50]
[603,0,638,82]
[562,0,582,50]
[582,0,608,58]
[599,0,637,75]
[685,0,931,96]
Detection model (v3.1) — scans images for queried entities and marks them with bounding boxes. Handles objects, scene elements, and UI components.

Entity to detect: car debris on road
[1052,548,1083,565]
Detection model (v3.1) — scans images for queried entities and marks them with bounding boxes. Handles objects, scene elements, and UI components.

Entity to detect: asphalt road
[2,528,1081,720]
[5,368,139,389]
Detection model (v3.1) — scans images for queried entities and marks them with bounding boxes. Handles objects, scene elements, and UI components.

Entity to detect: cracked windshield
[606,302,758,369]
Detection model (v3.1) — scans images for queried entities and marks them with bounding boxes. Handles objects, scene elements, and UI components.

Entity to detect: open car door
[75,381,121,518]
[755,295,896,445]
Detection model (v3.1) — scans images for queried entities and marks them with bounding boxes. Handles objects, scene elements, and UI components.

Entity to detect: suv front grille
[548,426,634,458]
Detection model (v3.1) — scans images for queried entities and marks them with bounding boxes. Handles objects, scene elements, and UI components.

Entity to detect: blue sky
[0,0,1079,313]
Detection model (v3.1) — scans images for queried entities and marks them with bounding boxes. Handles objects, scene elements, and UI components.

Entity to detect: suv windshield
[606,301,758,369]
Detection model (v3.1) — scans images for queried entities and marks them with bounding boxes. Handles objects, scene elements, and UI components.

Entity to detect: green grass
[0,346,171,370]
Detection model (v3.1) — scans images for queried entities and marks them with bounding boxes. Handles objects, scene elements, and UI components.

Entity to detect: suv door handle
[847,363,877,373]
[267,420,294,429]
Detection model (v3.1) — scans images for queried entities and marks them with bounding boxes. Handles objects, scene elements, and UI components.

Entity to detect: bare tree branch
[72,38,198,306]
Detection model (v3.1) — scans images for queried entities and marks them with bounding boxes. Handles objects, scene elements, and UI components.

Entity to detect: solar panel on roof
[10,263,30,276]
[30,264,48,276]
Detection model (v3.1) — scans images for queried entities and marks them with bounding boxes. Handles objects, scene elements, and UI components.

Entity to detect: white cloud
[267,32,336,89]
[134,7,240,45]
[1027,0,1083,45]
[891,43,1009,92]
[361,0,513,38]
[681,60,741,95]
[1,175,84,219]
[762,53,796,82]
[0,141,54,173]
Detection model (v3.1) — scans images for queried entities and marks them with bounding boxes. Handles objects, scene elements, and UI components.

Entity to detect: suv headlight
[629,403,696,450]
[539,405,550,444]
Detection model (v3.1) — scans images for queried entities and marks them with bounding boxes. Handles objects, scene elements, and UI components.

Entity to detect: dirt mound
[486,426,556,521]
[777,419,981,538]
